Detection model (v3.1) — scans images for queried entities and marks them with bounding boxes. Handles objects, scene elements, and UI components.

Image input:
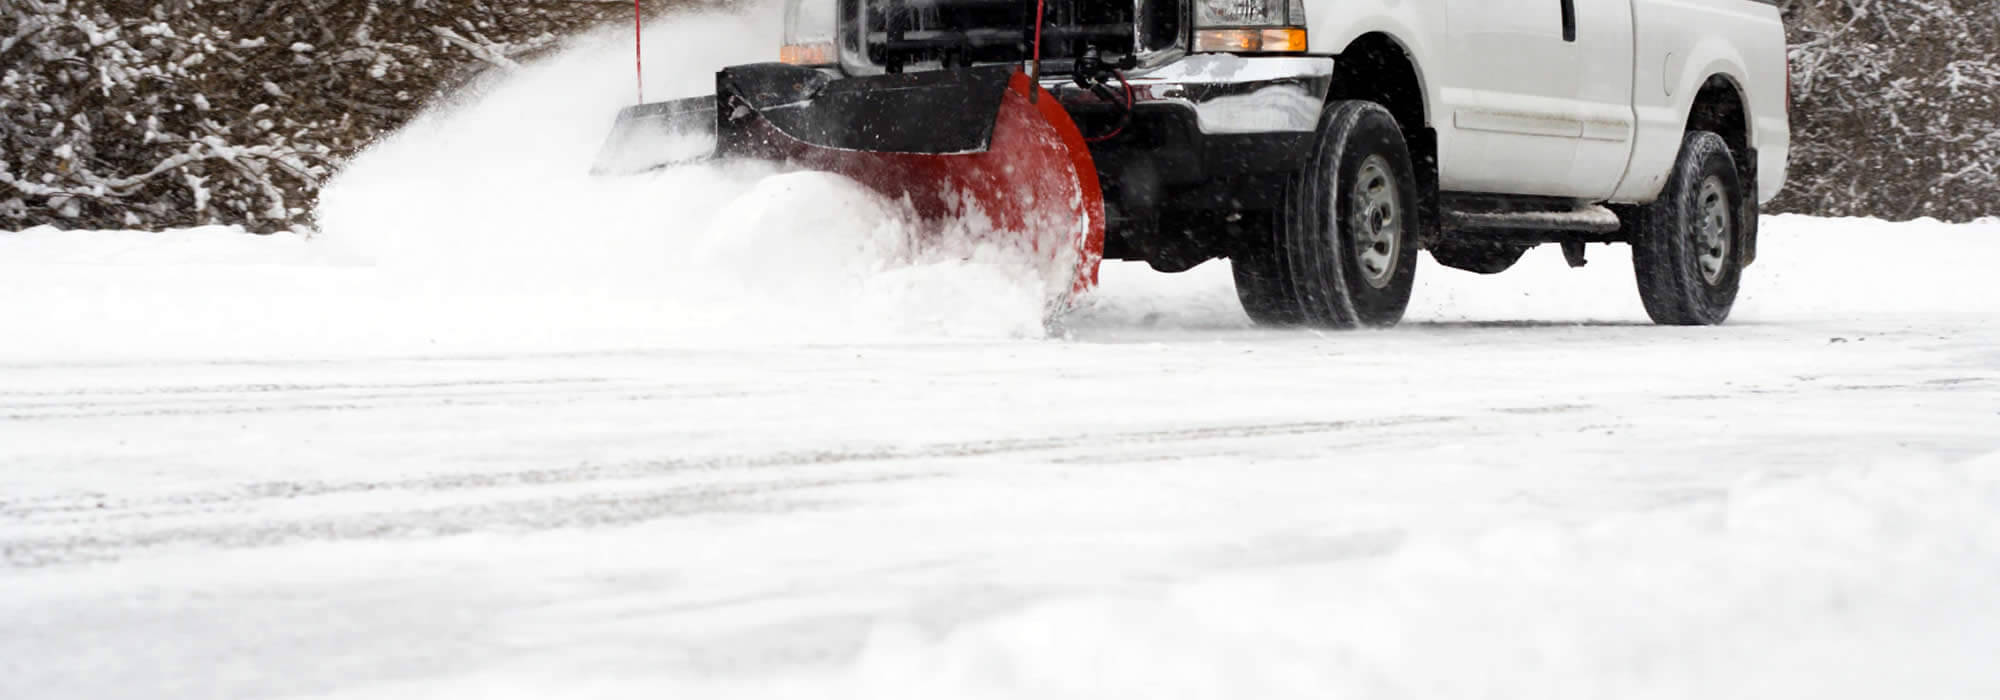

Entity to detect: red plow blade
[812,73,1107,300]
[599,66,1104,305]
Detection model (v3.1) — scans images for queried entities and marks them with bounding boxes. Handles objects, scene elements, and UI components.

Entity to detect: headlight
[1193,0,1308,53]
[781,0,838,66]
[1195,0,1292,27]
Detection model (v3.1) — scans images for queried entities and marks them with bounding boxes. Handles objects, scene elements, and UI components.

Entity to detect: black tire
[1232,214,1305,326]
[1633,131,1746,325]
[1428,241,1530,274]
[1278,100,1421,328]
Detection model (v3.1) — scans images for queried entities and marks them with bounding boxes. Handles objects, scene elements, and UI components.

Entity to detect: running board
[1443,203,1623,235]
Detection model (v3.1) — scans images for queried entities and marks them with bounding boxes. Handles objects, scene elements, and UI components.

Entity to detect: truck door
[1562,0,1639,201]
[1438,0,1584,196]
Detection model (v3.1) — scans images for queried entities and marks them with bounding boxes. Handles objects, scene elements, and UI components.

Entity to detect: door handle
[1561,0,1577,42]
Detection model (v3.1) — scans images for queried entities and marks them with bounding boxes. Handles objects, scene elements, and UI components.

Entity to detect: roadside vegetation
[1,0,1992,232]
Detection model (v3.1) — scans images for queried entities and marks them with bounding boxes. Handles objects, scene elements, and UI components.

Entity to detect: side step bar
[1444,205,1622,234]
[1438,194,1630,244]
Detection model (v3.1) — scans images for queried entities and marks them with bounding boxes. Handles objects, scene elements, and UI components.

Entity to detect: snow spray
[314,3,1050,343]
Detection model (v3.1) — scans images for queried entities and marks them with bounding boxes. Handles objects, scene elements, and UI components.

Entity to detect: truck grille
[839,0,1181,74]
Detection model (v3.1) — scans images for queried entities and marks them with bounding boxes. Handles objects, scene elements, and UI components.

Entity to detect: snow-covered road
[4,216,1998,699]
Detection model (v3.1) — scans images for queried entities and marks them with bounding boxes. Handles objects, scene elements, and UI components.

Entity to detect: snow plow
[595,3,1109,300]
[594,0,1334,314]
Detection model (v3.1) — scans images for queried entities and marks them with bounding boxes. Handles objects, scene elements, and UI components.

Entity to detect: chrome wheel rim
[1349,155,1402,290]
[1694,176,1732,286]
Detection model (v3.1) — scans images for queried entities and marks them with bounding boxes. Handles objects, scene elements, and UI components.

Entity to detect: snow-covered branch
[2,0,709,232]
[1769,0,2000,221]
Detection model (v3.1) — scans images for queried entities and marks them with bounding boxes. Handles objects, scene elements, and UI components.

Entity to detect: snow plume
[313,5,1050,346]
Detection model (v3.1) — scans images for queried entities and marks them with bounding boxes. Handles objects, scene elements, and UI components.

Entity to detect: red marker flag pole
[633,0,645,104]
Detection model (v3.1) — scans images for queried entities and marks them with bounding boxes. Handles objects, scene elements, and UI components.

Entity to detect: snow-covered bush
[0,0,1994,231]
[0,0,698,232]
[1773,0,2000,221]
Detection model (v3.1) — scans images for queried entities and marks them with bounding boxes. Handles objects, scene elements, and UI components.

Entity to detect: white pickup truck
[1170,0,1795,327]
[1034,0,1794,327]
[662,0,1791,326]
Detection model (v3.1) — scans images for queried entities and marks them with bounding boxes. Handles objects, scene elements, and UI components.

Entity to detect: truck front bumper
[1046,55,1335,216]
[1044,55,1336,136]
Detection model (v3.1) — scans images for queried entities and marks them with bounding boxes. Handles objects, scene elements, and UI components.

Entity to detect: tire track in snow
[1,415,1462,568]
[0,377,618,400]
[0,379,781,421]
[4,414,1462,518]
[0,475,923,569]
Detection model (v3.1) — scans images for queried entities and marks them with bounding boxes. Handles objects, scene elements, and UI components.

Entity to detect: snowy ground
[5,215,1997,699]
[5,8,2000,698]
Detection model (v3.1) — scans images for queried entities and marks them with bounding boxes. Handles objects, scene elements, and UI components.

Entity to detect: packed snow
[4,6,1999,700]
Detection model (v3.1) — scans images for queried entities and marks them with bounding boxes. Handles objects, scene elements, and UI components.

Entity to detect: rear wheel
[1633,131,1745,325]
[1250,100,1419,328]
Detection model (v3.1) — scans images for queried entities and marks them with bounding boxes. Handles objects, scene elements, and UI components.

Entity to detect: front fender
[1306,2,1443,127]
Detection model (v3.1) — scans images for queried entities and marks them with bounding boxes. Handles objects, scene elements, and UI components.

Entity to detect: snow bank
[7,213,1995,361]
[1072,215,2000,331]
[0,225,324,266]
[1737,215,2000,317]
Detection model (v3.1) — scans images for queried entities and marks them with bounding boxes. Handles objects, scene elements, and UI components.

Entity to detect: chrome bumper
[1043,55,1336,135]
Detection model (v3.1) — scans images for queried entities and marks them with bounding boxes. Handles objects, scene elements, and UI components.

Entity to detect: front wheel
[1232,226,1306,326]
[1263,100,1420,328]
[1632,131,1746,325]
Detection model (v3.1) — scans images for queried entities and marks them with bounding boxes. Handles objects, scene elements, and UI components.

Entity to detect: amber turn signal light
[1194,28,1308,53]
[780,42,837,66]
